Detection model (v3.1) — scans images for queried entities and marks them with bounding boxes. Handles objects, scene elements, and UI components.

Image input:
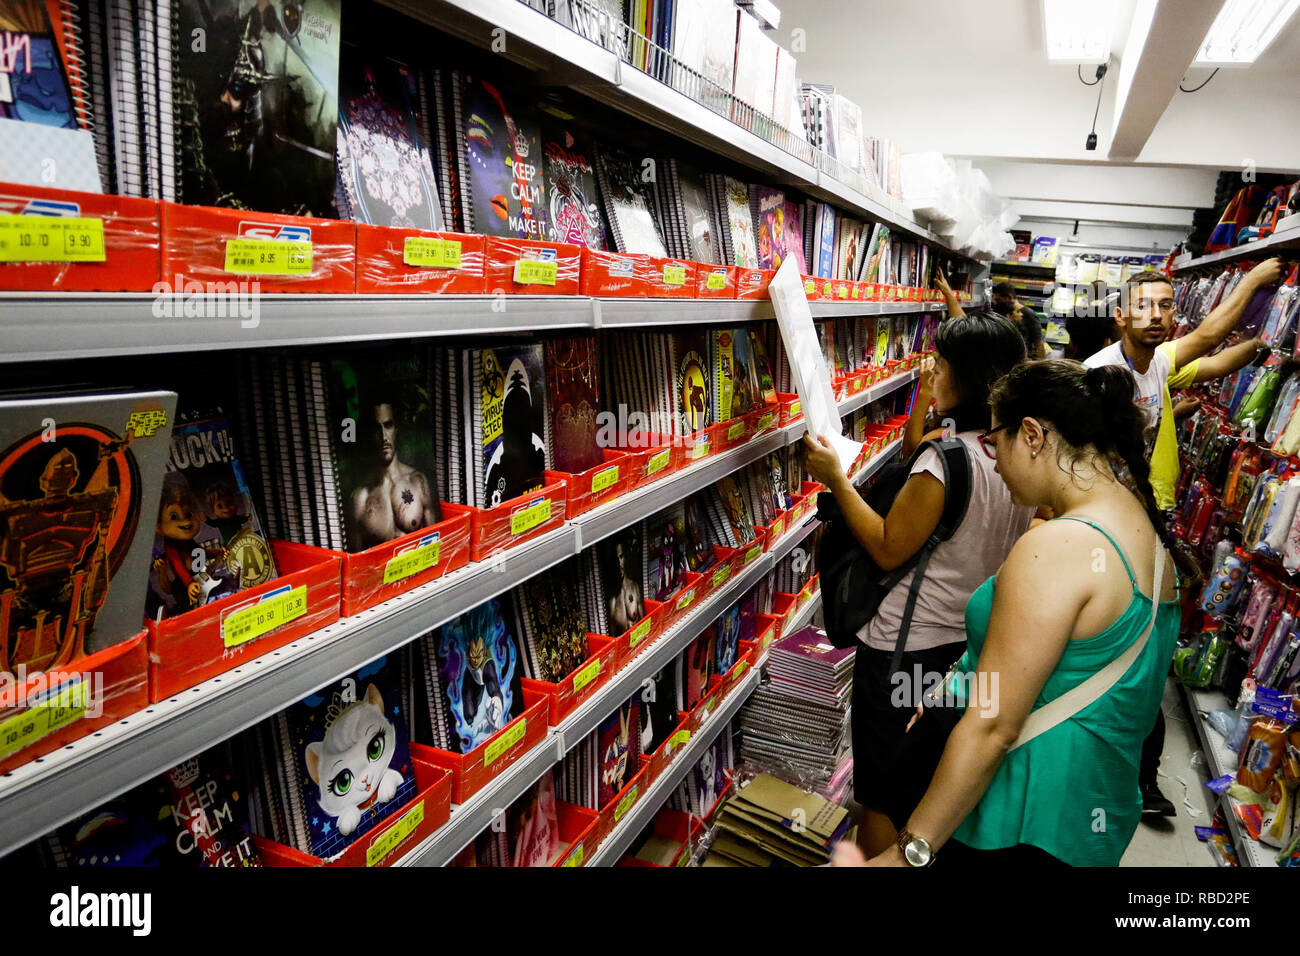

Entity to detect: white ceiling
[777,0,1300,171]
[777,0,1300,234]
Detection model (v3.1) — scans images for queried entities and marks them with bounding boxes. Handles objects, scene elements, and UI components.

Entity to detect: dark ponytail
[990,359,1200,590]
[934,310,1028,433]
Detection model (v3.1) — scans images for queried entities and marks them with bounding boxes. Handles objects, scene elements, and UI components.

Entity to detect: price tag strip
[382,533,441,584]
[484,718,528,766]
[402,236,462,269]
[510,498,552,536]
[0,215,106,262]
[0,676,90,762]
[366,800,425,866]
[513,258,558,286]
[222,585,308,649]
[224,238,313,275]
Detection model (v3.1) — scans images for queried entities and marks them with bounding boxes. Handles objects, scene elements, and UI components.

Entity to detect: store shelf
[767,509,820,568]
[0,293,948,364]
[852,438,904,485]
[1181,684,1275,868]
[586,668,759,866]
[0,523,579,860]
[0,293,591,364]
[1172,219,1300,274]
[376,0,976,261]
[784,588,823,637]
[838,368,919,418]
[555,540,774,751]
[993,260,1056,274]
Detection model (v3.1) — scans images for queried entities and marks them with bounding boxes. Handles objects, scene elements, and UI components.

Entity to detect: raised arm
[1175,258,1283,368]
[935,267,965,319]
[802,433,944,571]
[902,357,947,456]
[1190,337,1266,383]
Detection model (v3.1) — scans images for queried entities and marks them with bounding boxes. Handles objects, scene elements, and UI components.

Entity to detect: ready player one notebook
[0,388,177,670]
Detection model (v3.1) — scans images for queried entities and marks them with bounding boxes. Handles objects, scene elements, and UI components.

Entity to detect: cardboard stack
[701,773,850,867]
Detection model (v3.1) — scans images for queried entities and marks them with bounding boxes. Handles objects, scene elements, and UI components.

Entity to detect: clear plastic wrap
[160,202,356,293]
[484,236,582,296]
[465,478,569,563]
[254,757,452,867]
[337,508,473,617]
[354,225,485,294]
[146,541,343,701]
[522,633,625,726]
[0,182,160,291]
[546,449,631,519]
[642,255,697,298]
[579,248,645,297]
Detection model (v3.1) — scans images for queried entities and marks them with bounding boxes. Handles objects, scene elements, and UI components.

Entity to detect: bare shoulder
[999,520,1099,591]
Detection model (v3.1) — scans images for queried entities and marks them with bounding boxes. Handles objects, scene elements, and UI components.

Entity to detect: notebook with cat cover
[434,599,527,754]
[466,343,547,509]
[336,46,442,230]
[543,335,603,474]
[462,74,549,239]
[0,387,177,668]
[176,0,341,215]
[276,655,417,860]
[597,524,646,637]
[323,349,440,552]
[147,411,278,620]
[538,113,604,249]
[597,699,641,807]
[595,146,667,256]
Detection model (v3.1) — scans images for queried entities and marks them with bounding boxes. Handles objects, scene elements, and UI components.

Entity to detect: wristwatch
[896,828,935,867]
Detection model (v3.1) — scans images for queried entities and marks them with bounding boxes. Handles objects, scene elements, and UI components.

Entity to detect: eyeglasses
[977,424,1050,460]
[977,424,1008,460]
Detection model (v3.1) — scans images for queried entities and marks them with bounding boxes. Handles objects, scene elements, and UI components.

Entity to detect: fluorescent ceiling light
[1043,0,1117,63]
[1194,0,1299,65]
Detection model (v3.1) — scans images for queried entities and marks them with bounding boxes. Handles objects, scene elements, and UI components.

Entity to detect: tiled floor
[1119,679,1217,867]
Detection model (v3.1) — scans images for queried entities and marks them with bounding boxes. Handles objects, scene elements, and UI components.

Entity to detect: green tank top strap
[1051,516,1139,591]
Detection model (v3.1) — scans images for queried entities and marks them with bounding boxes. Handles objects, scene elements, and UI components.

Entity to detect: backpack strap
[886,437,973,676]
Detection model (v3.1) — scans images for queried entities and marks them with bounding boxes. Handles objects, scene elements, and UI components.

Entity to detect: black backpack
[816,437,973,670]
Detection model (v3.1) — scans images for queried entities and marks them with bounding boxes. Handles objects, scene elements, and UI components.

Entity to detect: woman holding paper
[803,311,1031,859]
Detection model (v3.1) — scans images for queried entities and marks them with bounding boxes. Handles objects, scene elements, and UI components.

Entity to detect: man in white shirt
[1083,257,1282,821]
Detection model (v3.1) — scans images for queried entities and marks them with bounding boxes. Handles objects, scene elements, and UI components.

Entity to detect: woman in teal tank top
[834,360,1199,868]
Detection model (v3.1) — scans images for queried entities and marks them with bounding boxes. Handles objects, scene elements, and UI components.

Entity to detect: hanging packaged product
[1239,717,1291,793]
[1238,578,1280,653]
[1234,361,1285,431]
[1265,372,1300,444]
[1200,545,1248,616]
[1255,476,1300,558]
[0,182,161,291]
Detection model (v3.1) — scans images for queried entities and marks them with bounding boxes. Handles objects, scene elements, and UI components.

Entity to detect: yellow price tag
[382,535,441,584]
[732,660,749,680]
[562,843,584,867]
[790,401,802,418]
[646,449,671,476]
[745,543,762,565]
[689,438,710,461]
[0,215,106,262]
[403,236,463,269]
[366,800,424,866]
[591,464,619,494]
[835,284,849,299]
[670,728,691,750]
[510,498,552,535]
[706,270,727,290]
[614,784,639,822]
[712,564,731,588]
[222,586,307,649]
[629,616,653,649]
[513,258,558,285]
[822,282,833,296]
[771,517,784,539]
[662,264,687,286]
[803,279,815,294]
[571,658,601,694]
[224,238,313,275]
[0,677,89,762]
[727,420,746,441]
[757,412,775,432]
[675,587,696,611]
[484,718,527,766]
[851,379,864,393]
[851,285,861,299]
